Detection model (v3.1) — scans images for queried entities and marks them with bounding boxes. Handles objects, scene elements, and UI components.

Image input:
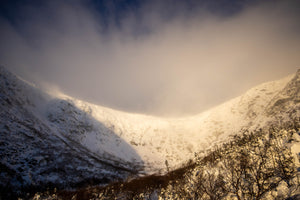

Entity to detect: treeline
[160,123,300,199]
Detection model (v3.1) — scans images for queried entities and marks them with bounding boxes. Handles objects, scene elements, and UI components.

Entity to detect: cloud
[0,0,299,116]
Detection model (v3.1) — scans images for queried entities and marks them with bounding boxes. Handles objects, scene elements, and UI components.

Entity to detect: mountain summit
[0,66,299,197]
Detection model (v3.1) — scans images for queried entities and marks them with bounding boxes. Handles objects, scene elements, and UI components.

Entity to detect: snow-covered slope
[0,66,141,194]
[1,66,299,193]
[65,70,298,173]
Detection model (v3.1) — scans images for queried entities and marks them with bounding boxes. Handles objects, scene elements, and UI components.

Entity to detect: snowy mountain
[0,65,299,197]
[0,66,141,197]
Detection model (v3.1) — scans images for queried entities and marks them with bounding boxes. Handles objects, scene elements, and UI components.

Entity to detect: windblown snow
[57,71,297,173]
[0,65,299,190]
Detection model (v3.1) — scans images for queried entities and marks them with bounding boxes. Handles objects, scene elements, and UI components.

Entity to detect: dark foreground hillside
[22,119,300,200]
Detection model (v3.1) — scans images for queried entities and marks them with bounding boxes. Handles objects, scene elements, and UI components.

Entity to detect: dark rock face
[266,69,300,120]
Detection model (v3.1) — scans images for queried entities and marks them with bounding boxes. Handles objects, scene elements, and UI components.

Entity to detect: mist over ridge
[0,0,300,117]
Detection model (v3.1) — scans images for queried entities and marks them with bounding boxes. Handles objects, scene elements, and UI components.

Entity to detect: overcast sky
[0,0,300,116]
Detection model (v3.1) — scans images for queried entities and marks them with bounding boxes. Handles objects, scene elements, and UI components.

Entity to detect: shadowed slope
[0,66,144,199]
